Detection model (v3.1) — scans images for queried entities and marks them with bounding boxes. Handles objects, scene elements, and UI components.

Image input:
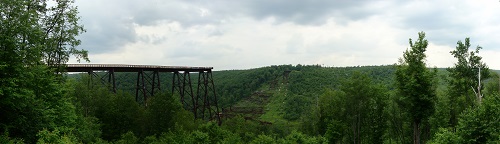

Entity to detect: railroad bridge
[66,64,220,123]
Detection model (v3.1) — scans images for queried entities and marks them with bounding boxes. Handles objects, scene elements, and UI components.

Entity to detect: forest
[1,1,500,144]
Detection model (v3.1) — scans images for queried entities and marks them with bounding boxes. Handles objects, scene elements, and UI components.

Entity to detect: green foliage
[1,10,497,143]
[395,32,437,143]
[191,130,210,144]
[250,134,276,144]
[145,93,188,136]
[0,65,79,143]
[299,103,321,136]
[198,122,242,144]
[144,124,242,144]
[36,128,78,144]
[73,116,101,143]
[396,31,437,123]
[385,91,413,143]
[279,130,324,144]
[315,71,388,143]
[324,119,346,143]
[0,0,88,70]
[221,116,262,142]
[455,94,500,143]
[69,76,141,140]
[430,94,500,144]
[97,92,144,140]
[147,128,193,144]
[484,72,499,96]
[0,132,24,144]
[63,79,102,143]
[68,75,202,142]
[267,121,295,139]
[428,128,461,144]
[446,37,490,128]
[288,65,396,96]
[0,0,88,142]
[11,0,500,143]
[214,65,295,107]
[283,94,310,120]
[114,131,138,144]
[428,89,452,137]
[248,131,325,144]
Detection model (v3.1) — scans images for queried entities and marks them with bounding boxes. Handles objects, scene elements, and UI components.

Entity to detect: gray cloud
[121,0,383,26]
[75,1,138,54]
[166,41,238,60]
[396,4,474,46]
[244,0,374,25]
[130,1,221,26]
[75,0,388,55]
[78,19,137,54]
[72,0,500,70]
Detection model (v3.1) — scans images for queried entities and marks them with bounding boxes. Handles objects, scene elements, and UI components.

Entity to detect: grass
[259,81,290,123]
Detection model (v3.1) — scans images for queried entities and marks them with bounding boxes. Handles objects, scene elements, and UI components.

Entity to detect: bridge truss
[66,64,221,123]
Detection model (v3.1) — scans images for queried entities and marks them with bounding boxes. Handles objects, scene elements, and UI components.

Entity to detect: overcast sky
[70,0,500,70]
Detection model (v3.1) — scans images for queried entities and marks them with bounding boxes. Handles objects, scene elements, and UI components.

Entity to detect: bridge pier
[68,64,221,124]
[197,70,220,123]
[87,69,116,93]
[171,70,220,122]
[135,70,161,103]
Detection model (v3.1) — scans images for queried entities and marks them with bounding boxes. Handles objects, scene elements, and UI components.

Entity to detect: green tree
[317,72,387,143]
[395,32,437,144]
[114,131,138,144]
[455,94,500,143]
[446,37,490,129]
[484,72,499,96]
[430,94,500,143]
[340,72,387,144]
[40,0,89,71]
[386,92,413,143]
[299,101,321,136]
[36,128,79,144]
[279,130,324,144]
[71,77,143,141]
[145,93,187,136]
[428,128,461,144]
[250,134,276,144]
[99,92,144,140]
[283,94,309,121]
[1,0,88,142]
[221,116,262,142]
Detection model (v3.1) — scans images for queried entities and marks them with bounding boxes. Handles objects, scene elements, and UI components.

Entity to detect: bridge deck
[66,64,213,72]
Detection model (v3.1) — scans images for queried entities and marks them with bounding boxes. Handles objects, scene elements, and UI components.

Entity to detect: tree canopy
[395,32,437,144]
[1,1,498,143]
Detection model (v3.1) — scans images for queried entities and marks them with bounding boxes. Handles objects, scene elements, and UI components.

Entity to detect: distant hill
[66,65,499,124]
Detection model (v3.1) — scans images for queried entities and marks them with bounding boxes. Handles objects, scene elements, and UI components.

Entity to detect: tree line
[1,1,499,143]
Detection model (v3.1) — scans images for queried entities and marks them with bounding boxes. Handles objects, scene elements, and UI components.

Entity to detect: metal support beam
[135,69,161,104]
[183,72,197,118]
[172,71,198,118]
[197,70,221,124]
[108,69,116,93]
[197,71,208,119]
[151,70,160,97]
[68,64,220,124]
[172,71,184,106]
[87,69,116,93]
[136,69,146,103]
[208,70,221,125]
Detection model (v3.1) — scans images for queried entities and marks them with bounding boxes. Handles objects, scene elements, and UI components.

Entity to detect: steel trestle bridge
[66,64,220,123]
